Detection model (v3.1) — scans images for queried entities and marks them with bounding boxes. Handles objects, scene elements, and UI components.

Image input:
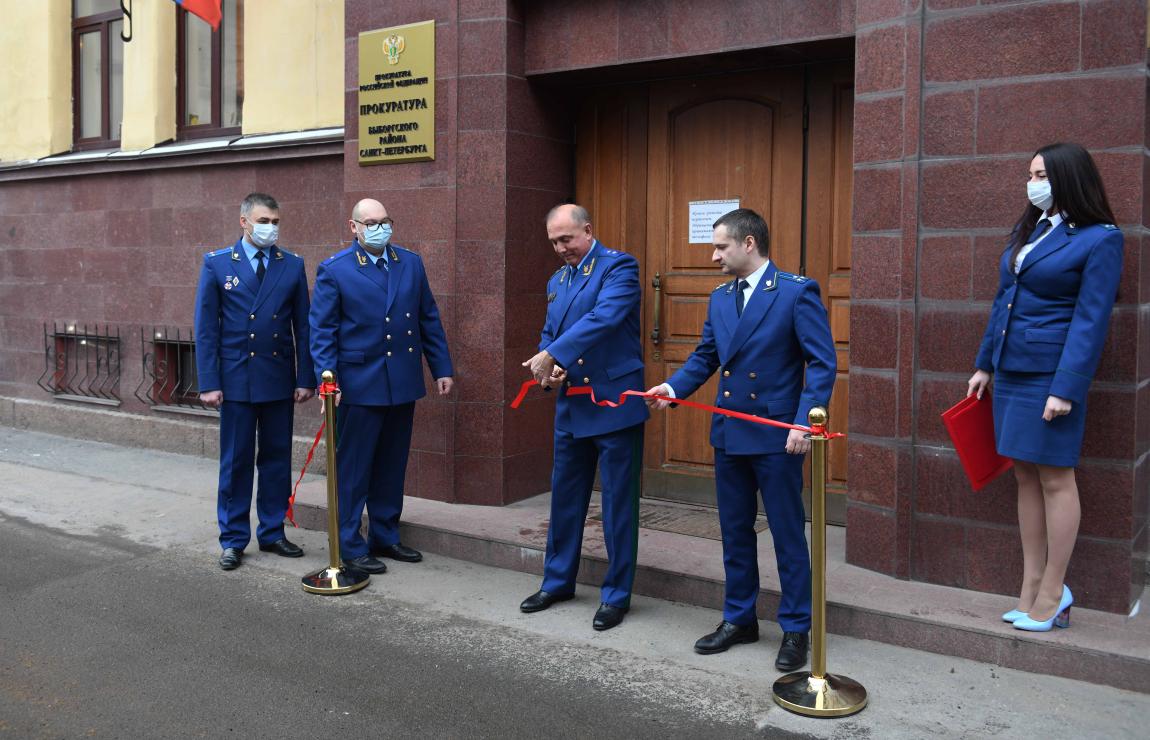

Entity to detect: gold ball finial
[808,407,828,427]
[322,370,334,383]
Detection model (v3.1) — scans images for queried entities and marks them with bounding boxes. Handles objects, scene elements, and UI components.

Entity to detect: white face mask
[1027,180,1054,212]
[248,222,278,248]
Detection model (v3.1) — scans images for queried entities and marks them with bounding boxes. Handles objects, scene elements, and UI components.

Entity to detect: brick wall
[0,153,344,443]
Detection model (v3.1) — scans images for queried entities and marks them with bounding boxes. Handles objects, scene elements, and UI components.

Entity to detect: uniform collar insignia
[356,250,369,266]
[232,252,241,261]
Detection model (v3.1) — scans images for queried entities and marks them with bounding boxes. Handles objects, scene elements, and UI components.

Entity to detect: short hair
[714,208,770,257]
[240,192,279,217]
[546,203,591,226]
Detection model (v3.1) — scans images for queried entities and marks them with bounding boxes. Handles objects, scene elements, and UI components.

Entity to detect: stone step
[292,481,1150,693]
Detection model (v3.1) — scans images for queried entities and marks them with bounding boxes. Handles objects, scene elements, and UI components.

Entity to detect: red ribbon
[286,380,340,527]
[509,379,844,438]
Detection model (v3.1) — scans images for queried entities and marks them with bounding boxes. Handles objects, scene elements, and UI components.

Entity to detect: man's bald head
[546,203,595,266]
[352,199,387,222]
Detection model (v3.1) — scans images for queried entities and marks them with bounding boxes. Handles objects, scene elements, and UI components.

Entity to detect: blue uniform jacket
[309,241,453,405]
[194,239,313,403]
[975,222,1123,405]
[542,240,650,437]
[667,263,837,454]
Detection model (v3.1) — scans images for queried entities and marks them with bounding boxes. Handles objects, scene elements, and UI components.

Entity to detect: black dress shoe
[775,631,810,671]
[519,589,575,613]
[219,548,243,571]
[373,543,423,563]
[258,538,304,558]
[344,555,388,574]
[694,620,759,655]
[592,603,628,631]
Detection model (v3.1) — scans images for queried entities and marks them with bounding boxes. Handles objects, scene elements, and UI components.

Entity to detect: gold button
[386,334,392,340]
[723,370,730,377]
[406,312,411,318]
[749,372,757,379]
[249,351,255,357]
[583,377,590,383]
[723,391,731,398]
[387,351,392,357]
[1007,303,1012,309]
[249,314,255,320]
[249,333,255,339]
[407,330,413,335]
[1002,330,1006,335]
[272,314,277,319]
[577,358,584,365]
[385,317,391,323]
[408,347,414,352]
[750,393,757,400]
[273,333,278,339]
[273,351,278,356]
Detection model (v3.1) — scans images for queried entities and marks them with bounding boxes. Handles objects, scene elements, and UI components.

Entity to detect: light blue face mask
[249,222,278,248]
[362,223,392,248]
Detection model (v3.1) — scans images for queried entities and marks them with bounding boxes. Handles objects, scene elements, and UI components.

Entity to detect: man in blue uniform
[646,208,836,670]
[519,204,649,632]
[195,192,315,571]
[309,198,454,575]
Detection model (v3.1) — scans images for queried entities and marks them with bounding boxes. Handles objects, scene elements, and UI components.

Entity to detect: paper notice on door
[688,199,740,243]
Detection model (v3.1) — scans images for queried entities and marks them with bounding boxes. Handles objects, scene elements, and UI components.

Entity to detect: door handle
[650,272,661,345]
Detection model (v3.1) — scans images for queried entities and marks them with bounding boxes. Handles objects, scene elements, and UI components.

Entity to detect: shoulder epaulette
[1103,224,1119,230]
[207,247,231,257]
[322,247,355,265]
[714,281,732,292]
[777,271,809,284]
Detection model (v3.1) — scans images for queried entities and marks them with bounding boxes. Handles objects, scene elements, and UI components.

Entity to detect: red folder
[940,395,1013,491]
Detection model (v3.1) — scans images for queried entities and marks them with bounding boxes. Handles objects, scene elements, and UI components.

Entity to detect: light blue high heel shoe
[1013,585,1072,632]
[1001,609,1027,623]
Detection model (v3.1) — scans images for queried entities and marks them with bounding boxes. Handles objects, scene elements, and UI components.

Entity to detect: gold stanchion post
[301,371,371,595]
[772,407,867,717]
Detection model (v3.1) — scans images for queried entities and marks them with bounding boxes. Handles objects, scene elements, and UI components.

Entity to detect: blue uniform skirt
[992,370,1085,468]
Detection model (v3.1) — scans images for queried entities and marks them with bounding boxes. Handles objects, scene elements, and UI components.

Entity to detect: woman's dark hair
[1008,142,1116,266]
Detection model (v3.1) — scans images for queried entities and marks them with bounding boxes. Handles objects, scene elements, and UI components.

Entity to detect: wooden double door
[574,64,853,522]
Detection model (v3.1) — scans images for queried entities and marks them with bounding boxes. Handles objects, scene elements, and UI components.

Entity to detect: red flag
[175,0,222,31]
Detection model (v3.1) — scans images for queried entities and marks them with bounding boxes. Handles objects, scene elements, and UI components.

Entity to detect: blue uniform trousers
[542,423,643,609]
[335,402,416,559]
[217,399,294,550]
[714,448,811,632]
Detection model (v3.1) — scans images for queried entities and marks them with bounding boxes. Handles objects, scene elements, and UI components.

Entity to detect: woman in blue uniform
[968,142,1123,632]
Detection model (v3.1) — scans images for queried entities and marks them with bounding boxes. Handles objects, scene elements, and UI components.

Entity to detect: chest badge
[224,275,240,290]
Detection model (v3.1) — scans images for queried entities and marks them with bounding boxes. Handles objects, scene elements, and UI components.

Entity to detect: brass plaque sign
[358,20,435,165]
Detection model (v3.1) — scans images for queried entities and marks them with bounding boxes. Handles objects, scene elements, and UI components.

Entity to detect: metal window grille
[135,327,213,412]
[37,322,122,405]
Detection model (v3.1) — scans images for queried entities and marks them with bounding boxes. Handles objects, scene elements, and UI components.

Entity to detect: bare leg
[1027,464,1080,621]
[1013,460,1047,613]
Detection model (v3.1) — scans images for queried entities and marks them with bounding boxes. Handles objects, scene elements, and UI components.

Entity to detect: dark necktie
[1026,218,1051,245]
[255,250,266,283]
[735,279,748,316]
[376,255,389,296]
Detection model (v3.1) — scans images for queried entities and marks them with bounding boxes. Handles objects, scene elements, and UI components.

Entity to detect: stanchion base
[301,566,371,595]
[772,672,867,718]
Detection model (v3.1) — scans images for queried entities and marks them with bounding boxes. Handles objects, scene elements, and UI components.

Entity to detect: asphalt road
[0,515,802,739]
[2,427,1149,740]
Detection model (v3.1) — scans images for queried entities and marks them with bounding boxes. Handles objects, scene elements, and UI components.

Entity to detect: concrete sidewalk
[1,426,1149,738]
